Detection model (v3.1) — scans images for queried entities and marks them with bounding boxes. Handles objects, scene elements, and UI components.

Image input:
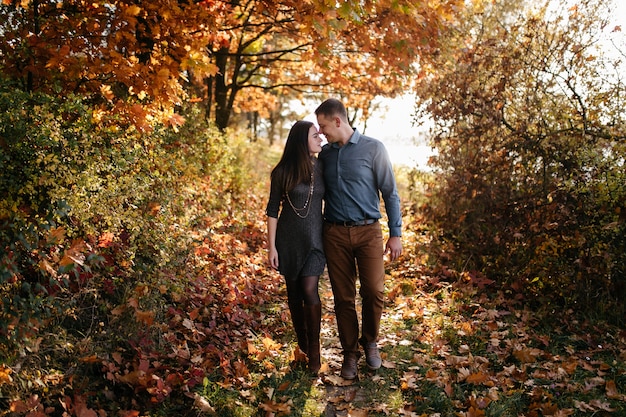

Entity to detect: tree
[202,0,463,131]
[0,0,463,131]
[0,0,221,129]
[413,0,626,316]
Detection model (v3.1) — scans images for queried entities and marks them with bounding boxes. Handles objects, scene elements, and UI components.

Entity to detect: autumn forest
[1,0,625,416]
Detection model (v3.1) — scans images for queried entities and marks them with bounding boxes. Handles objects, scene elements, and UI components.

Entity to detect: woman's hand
[268,246,279,269]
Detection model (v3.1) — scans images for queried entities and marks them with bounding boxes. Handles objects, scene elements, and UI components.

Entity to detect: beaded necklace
[285,163,315,219]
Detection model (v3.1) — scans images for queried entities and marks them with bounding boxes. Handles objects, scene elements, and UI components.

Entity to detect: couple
[266,98,403,380]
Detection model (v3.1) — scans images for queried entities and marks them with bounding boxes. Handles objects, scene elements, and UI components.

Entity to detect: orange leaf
[606,380,626,401]
[246,341,259,355]
[38,259,57,276]
[135,309,154,326]
[167,113,186,132]
[262,337,282,351]
[425,369,439,380]
[466,372,489,385]
[10,400,29,413]
[47,227,66,244]
[513,347,542,363]
[124,5,141,16]
[233,360,249,378]
[98,232,116,248]
[0,365,12,385]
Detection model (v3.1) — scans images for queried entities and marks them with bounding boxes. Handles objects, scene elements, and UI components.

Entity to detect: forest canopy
[0,0,461,132]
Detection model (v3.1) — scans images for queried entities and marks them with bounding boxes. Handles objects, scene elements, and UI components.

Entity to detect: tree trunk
[214,47,230,131]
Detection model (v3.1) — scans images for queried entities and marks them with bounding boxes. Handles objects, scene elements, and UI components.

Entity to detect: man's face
[316,114,340,144]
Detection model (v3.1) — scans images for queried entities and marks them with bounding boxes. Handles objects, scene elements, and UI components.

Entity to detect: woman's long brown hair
[270,120,315,193]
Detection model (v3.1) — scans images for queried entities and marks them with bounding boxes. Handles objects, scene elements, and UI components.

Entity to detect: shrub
[0,79,247,349]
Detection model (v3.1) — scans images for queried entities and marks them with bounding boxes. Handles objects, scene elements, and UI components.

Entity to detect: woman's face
[307,125,323,155]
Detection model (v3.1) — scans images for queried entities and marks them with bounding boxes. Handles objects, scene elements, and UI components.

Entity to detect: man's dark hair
[315,98,347,120]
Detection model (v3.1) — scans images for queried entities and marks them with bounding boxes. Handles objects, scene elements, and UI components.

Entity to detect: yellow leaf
[125,5,141,16]
[262,337,282,351]
[0,365,13,385]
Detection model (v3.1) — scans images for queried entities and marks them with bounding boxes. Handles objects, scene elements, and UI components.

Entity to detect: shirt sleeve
[374,144,402,237]
[266,177,282,218]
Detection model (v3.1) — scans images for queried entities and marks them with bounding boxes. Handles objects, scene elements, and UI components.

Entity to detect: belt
[325,218,378,227]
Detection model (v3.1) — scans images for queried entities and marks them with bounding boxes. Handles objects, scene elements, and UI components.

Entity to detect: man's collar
[347,128,361,144]
[329,129,360,149]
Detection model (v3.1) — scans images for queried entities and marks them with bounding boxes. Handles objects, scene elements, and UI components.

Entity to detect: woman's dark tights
[299,275,320,305]
[286,275,320,306]
[293,275,322,372]
[287,275,321,366]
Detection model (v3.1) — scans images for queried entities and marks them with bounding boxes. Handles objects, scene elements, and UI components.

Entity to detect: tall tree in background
[203,0,462,131]
[414,0,626,316]
[0,0,462,131]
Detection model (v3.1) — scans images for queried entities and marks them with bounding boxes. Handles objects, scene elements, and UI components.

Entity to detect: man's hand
[385,236,403,262]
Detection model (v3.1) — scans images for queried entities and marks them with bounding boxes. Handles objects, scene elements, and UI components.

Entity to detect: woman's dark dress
[266,160,325,286]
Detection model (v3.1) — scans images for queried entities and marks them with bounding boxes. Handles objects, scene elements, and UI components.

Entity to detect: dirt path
[312,273,408,417]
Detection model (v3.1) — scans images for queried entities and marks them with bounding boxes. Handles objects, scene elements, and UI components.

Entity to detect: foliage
[0,77,246,349]
[0,0,463,132]
[1,74,626,415]
[412,0,626,320]
[3,1,626,415]
[0,0,221,129]
[202,0,463,131]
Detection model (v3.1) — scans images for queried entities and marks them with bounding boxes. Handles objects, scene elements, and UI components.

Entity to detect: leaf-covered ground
[215,214,626,417]
[2,166,626,417]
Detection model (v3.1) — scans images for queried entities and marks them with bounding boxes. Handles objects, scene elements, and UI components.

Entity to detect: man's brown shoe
[363,342,381,370]
[340,353,359,380]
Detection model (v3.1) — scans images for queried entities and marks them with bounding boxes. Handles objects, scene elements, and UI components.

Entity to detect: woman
[266,120,325,374]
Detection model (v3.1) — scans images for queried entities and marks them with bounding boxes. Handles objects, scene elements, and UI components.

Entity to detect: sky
[362,95,433,169]
[299,0,624,170]
[302,94,434,170]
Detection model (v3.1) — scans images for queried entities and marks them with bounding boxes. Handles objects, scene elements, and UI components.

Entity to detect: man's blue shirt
[318,129,402,237]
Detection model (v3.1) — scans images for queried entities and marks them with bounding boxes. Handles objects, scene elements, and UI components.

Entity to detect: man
[315,98,403,380]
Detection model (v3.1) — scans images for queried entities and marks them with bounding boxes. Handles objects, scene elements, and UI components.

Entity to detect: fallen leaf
[382,359,396,368]
[323,374,355,386]
[466,372,489,385]
[606,380,626,401]
[193,393,215,413]
[344,388,358,402]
